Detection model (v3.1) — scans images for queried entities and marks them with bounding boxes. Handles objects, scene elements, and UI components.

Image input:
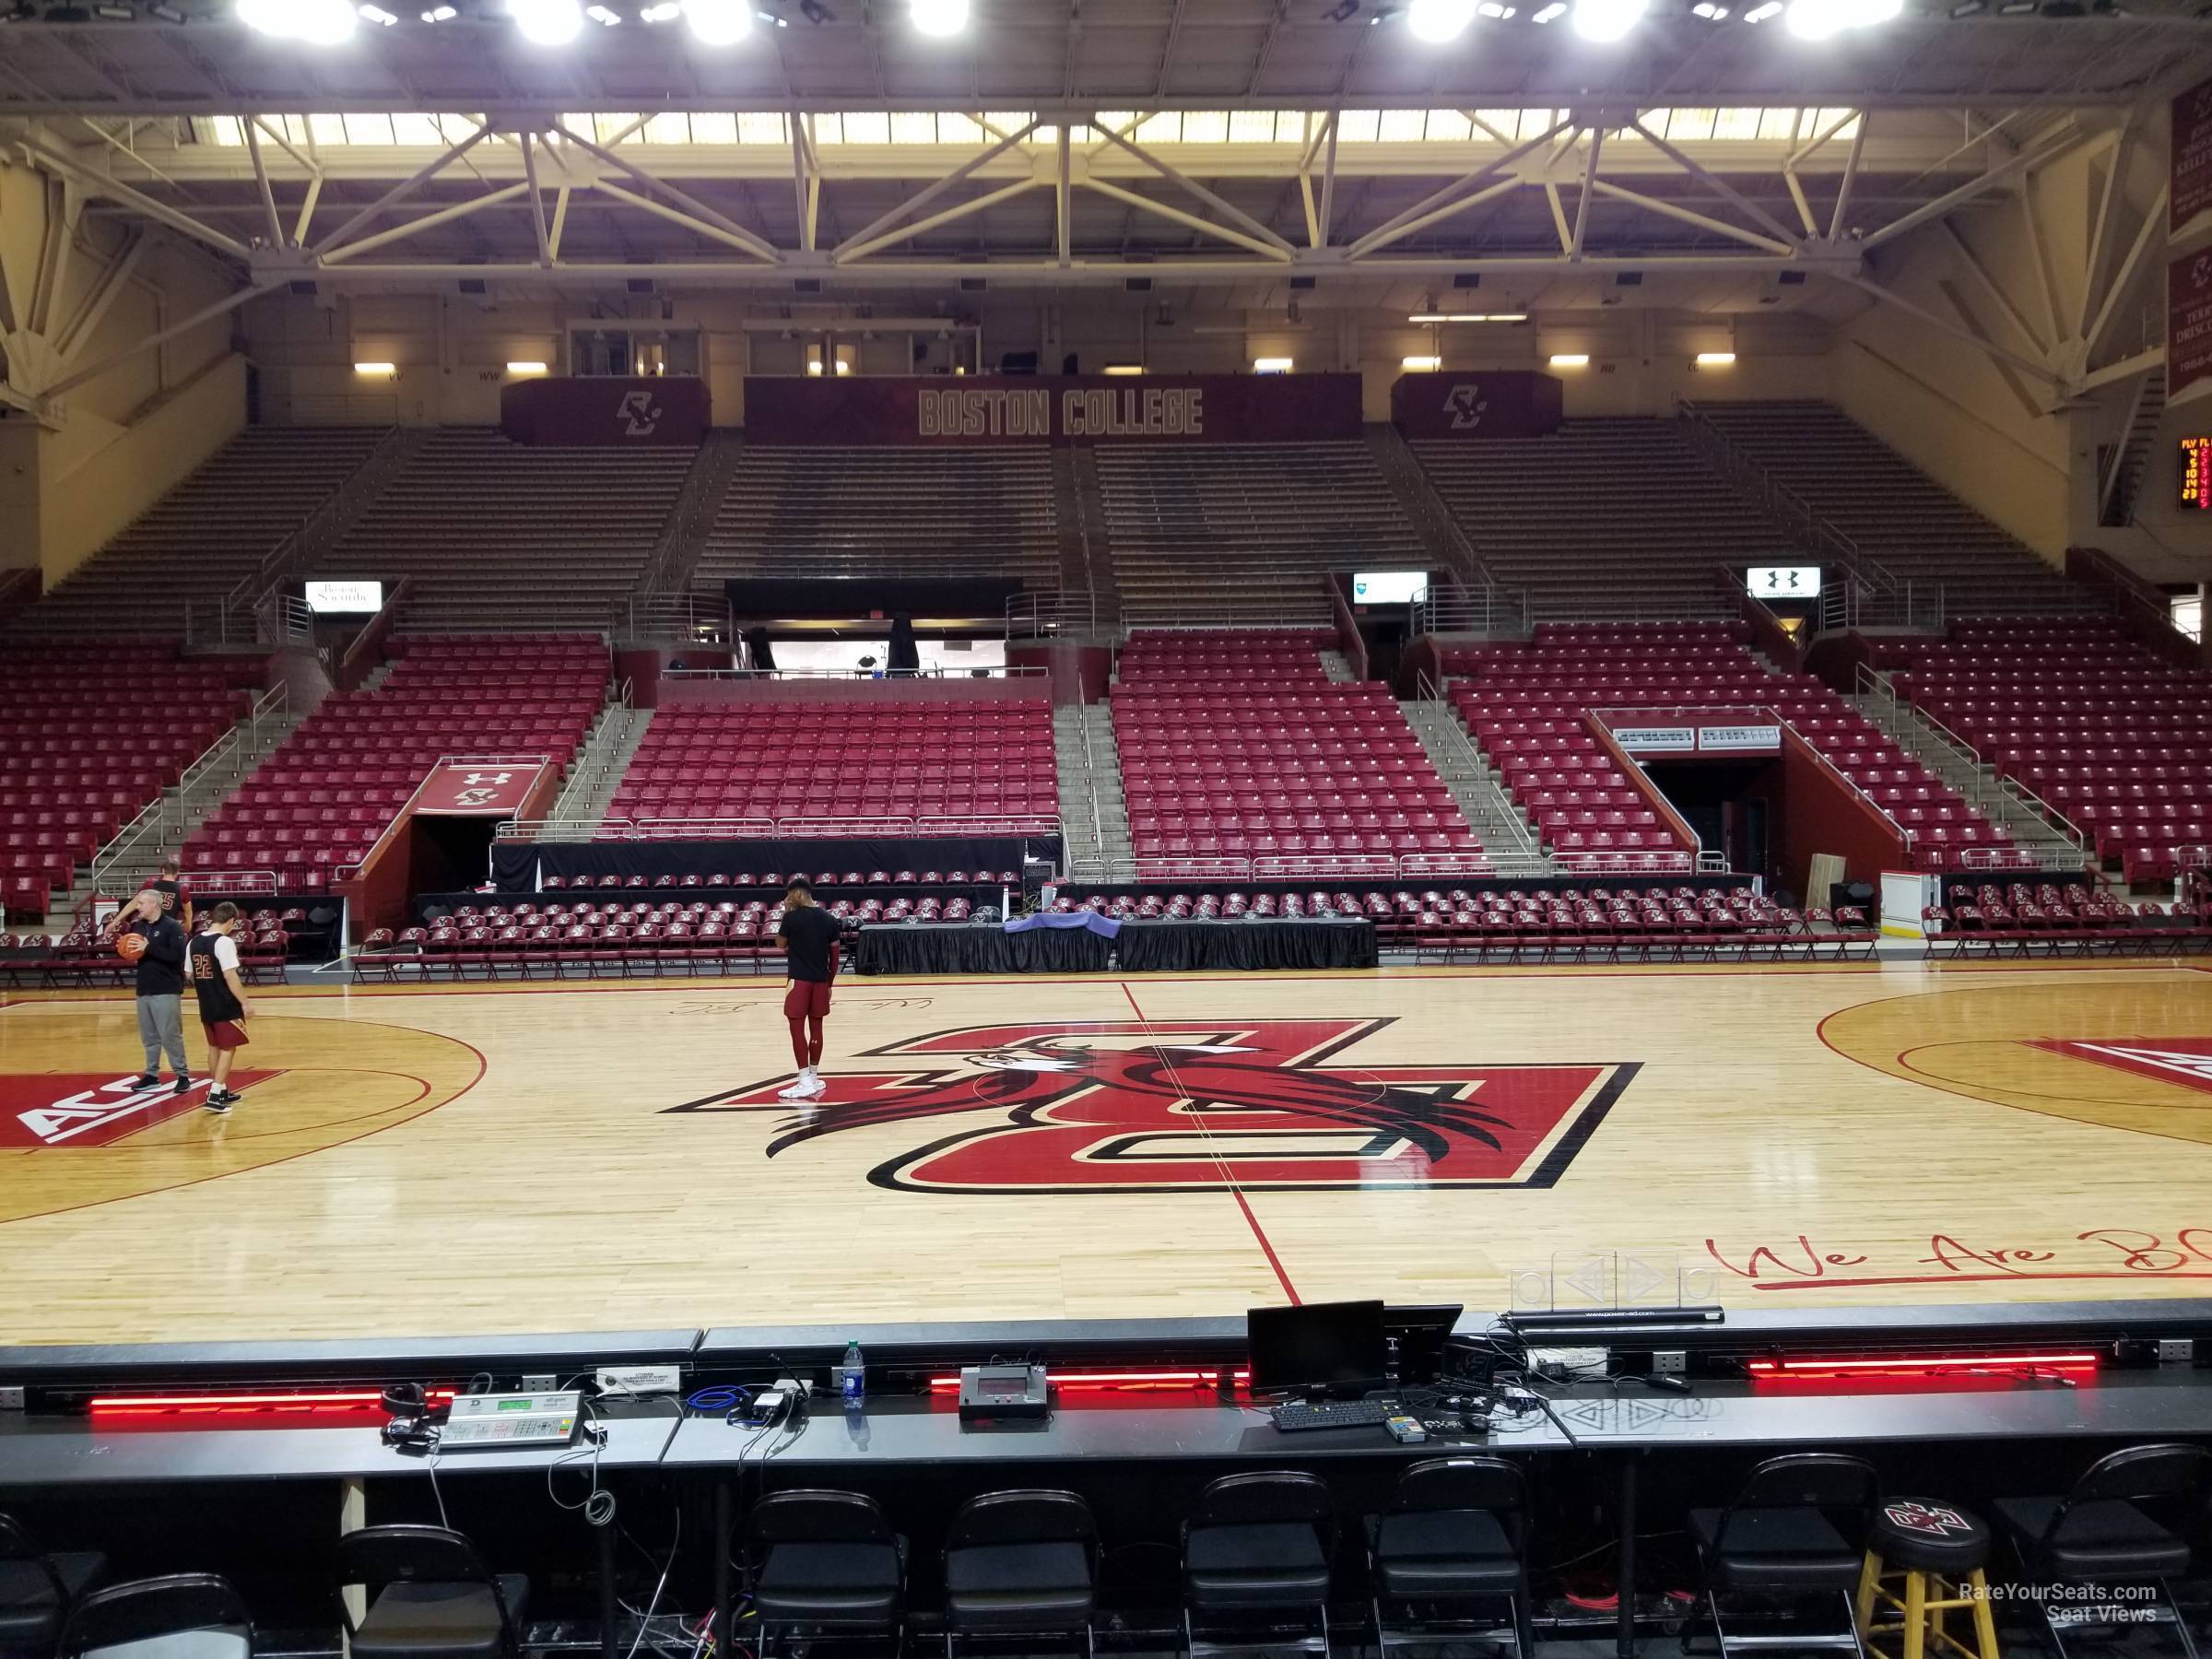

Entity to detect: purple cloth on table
[1005,911,1122,939]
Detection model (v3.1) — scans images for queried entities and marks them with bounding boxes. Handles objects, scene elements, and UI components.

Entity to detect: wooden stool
[1856,1499,2001,1659]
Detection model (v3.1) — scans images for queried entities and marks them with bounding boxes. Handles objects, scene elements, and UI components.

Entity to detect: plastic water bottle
[840,1339,865,1407]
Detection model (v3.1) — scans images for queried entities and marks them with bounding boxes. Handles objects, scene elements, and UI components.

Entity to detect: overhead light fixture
[1548,353,1590,368]
[1408,311,1528,323]
[1691,2,1729,15]
[806,359,824,376]
[93,3,135,17]
[1948,0,1986,12]
[507,0,583,44]
[359,3,399,20]
[506,361,549,374]
[798,0,833,18]
[1406,0,1478,36]
[237,0,357,42]
[1696,351,1737,366]
[1743,0,1782,15]
[148,1,186,15]
[1253,357,1295,373]
[682,0,749,40]
[1403,355,1443,371]
[354,361,396,374]
[638,1,677,16]
[1102,364,1145,376]
[585,3,619,20]
[1532,2,1566,17]
[911,0,968,33]
[1997,1,2037,12]
[1571,0,1646,38]
[420,4,456,17]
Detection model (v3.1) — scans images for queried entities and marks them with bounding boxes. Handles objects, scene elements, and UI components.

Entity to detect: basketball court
[5,959,2211,1350]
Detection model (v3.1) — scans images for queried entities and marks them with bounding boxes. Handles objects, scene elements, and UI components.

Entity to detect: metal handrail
[621,590,735,646]
[662,665,1051,682]
[499,812,1065,843]
[1853,663,2087,853]
[83,683,289,897]
[1415,695,1543,863]
[1006,590,1100,639]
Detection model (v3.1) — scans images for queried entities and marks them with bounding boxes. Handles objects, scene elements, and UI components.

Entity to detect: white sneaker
[778,1068,826,1101]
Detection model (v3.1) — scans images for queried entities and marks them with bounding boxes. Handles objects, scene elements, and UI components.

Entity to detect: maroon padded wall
[1391,371,1563,439]
[500,376,711,446]
[742,373,1364,446]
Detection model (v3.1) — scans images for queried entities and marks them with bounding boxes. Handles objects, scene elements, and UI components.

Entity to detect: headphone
[380,1382,448,1451]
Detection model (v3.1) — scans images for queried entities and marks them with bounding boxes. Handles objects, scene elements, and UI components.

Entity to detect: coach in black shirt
[116,889,192,1095]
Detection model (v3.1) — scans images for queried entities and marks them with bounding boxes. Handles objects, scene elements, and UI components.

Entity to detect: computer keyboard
[1270,1397,1393,1432]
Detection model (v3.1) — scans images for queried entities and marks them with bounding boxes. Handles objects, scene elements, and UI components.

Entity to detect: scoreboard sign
[2183,436,2212,511]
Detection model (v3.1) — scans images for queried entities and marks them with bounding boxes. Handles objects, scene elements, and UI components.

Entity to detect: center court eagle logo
[665,1018,1637,1194]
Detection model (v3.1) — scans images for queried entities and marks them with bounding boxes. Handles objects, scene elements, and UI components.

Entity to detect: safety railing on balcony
[619,590,737,647]
[499,812,1065,844]
[1006,590,1102,639]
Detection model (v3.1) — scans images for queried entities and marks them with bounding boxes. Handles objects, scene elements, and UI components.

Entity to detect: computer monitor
[1247,1300,1390,1400]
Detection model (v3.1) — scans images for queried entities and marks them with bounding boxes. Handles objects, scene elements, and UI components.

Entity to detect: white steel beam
[549,121,780,263]
[45,277,285,400]
[830,117,1041,264]
[242,114,284,249]
[2075,120,2135,340]
[53,228,144,361]
[833,178,1041,264]
[1591,178,1795,254]
[1317,109,1341,248]
[1630,117,1806,247]
[292,171,323,246]
[317,182,530,265]
[1056,123,1072,267]
[312,120,492,256]
[1849,273,2066,386]
[18,135,250,261]
[2077,343,2166,393]
[586,177,784,262]
[1827,110,1868,241]
[1080,176,1293,262]
[1859,124,2094,250]
[1939,218,2050,353]
[2083,182,2168,358]
[520,129,552,265]
[548,181,571,259]
[1570,126,1604,257]
[1090,119,1297,255]
[1347,116,1572,257]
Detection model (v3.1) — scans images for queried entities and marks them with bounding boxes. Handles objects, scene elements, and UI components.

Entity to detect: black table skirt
[857,924,1112,975]
[856,919,1375,975]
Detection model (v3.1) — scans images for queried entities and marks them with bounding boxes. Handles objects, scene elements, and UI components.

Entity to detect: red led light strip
[1747,1352,2099,1380]
[89,1389,460,1414]
[926,1369,1250,1394]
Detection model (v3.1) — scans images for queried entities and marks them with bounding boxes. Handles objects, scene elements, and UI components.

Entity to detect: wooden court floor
[3,960,2211,1347]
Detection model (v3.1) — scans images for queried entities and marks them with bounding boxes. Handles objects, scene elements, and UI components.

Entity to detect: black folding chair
[745,1490,906,1659]
[335,1525,527,1659]
[942,1490,1097,1659]
[1683,1453,1879,1659]
[1182,1471,1336,1659]
[1365,1457,1534,1659]
[58,1576,251,1659]
[1993,1443,2212,1659]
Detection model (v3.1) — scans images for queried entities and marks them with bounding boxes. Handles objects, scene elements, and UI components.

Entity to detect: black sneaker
[172,1076,194,1096]
[204,1092,234,1116]
[129,1073,159,1090]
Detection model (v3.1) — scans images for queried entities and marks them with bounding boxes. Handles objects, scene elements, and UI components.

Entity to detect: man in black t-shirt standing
[112,889,192,1096]
[775,878,841,1101]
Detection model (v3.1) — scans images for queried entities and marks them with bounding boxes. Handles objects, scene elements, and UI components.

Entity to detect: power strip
[1527,1345,1608,1381]
[595,1364,683,1397]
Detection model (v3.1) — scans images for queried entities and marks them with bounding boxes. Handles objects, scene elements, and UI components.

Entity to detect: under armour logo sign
[1885,1501,1971,1537]
[1445,383,1489,430]
[618,390,664,437]
[461,771,514,786]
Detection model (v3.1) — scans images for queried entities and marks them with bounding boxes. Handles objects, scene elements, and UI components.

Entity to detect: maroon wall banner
[1390,371,1564,440]
[2171,250,2212,408]
[742,373,1364,446]
[2173,75,2212,242]
[501,376,711,446]
[416,760,552,815]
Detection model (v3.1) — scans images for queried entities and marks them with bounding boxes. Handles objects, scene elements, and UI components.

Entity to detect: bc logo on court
[668,1018,1639,1194]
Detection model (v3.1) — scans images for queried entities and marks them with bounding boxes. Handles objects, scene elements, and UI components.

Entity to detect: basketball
[115,932,147,963]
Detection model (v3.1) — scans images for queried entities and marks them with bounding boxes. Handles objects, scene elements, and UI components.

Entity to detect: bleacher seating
[1896,618,2212,883]
[315,429,694,630]
[1693,402,2099,616]
[14,427,388,636]
[606,697,1059,830]
[1096,443,1424,624]
[1412,419,1785,619]
[1924,880,2211,958]
[698,447,1058,587]
[1112,629,1487,869]
[182,635,606,892]
[1443,622,2016,872]
[0,644,258,919]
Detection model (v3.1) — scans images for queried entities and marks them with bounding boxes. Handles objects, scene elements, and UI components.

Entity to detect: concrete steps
[1054,702,1133,873]
[1402,700,1547,869]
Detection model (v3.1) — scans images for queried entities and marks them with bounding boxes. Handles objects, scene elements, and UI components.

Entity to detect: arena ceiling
[0,0,2192,406]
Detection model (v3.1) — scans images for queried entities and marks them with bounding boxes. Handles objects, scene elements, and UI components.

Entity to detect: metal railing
[1064,847,1664,886]
[1414,580,1532,638]
[1853,664,2088,859]
[1679,399,1947,633]
[1007,590,1102,639]
[619,590,736,646]
[548,678,640,825]
[1411,695,1544,865]
[663,665,1050,682]
[199,424,418,647]
[633,429,745,606]
[1118,576,1339,630]
[499,812,1065,844]
[80,685,289,918]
